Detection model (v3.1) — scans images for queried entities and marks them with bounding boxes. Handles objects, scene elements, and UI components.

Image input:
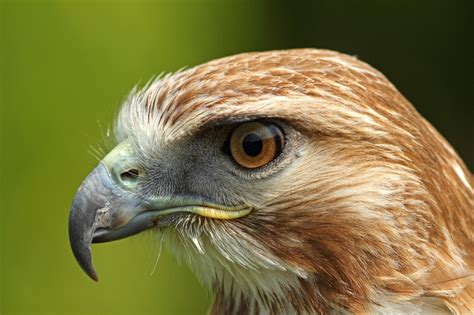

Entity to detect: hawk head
[69,49,473,314]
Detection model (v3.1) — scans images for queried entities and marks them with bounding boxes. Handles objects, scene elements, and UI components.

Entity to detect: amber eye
[228,122,284,169]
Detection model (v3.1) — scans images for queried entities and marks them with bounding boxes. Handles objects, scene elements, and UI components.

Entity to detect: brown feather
[118,49,473,314]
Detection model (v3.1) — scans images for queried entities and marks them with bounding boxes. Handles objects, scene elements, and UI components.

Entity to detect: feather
[115,49,473,314]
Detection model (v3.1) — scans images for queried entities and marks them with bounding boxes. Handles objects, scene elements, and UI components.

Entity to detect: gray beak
[69,140,153,281]
[69,140,252,281]
[69,163,110,281]
[69,161,157,281]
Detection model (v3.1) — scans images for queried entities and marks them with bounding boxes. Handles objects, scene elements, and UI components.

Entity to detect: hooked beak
[68,140,251,281]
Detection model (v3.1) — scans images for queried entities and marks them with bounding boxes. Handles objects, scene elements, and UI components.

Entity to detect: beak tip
[89,272,99,282]
[80,263,99,282]
[69,163,108,282]
[79,257,99,282]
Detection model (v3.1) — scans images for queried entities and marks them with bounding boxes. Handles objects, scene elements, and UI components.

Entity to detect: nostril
[120,169,140,183]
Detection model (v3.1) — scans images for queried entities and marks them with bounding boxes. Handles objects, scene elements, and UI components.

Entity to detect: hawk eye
[228,122,284,169]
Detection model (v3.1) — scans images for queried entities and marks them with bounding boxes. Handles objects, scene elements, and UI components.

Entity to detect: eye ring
[227,121,284,169]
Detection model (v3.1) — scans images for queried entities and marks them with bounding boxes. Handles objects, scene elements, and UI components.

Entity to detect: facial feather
[114,49,473,314]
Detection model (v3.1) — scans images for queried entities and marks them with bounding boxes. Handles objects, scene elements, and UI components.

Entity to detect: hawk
[69,49,473,314]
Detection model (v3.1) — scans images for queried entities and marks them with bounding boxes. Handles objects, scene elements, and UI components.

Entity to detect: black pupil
[242,133,263,157]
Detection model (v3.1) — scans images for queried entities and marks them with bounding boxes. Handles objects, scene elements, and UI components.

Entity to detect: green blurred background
[0,0,472,314]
